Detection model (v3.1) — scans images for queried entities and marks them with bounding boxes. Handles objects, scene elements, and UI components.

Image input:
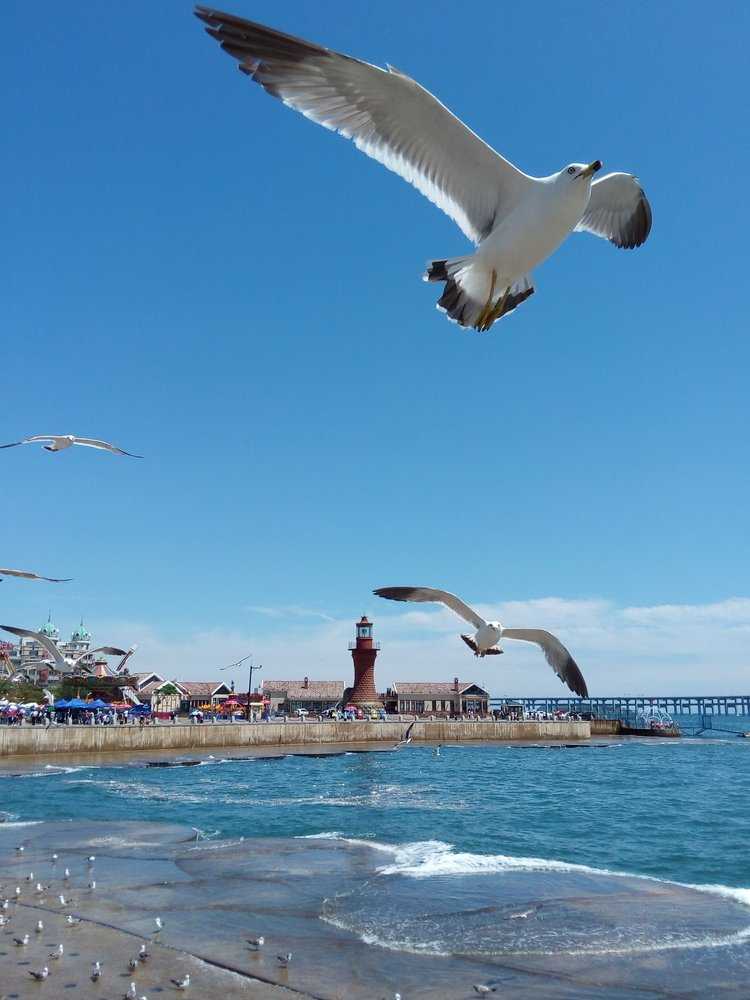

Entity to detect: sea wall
[590,719,621,735]
[0,719,590,758]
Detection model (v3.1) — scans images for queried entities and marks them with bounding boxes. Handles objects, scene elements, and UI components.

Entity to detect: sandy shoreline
[3,816,750,998]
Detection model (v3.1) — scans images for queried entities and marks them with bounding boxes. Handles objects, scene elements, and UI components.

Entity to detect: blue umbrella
[66,697,89,709]
[87,699,109,709]
[54,699,71,709]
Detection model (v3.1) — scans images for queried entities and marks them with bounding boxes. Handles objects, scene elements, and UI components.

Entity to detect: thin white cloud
[246,604,335,622]
[92,595,750,696]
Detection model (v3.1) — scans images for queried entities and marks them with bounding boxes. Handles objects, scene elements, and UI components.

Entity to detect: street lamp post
[247,662,262,721]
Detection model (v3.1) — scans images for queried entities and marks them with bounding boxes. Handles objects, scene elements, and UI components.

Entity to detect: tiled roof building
[386,679,489,715]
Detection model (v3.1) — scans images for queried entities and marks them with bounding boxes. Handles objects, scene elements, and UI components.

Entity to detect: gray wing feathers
[195,7,531,243]
[501,628,588,697]
[576,172,652,249]
[0,626,66,668]
[374,587,485,629]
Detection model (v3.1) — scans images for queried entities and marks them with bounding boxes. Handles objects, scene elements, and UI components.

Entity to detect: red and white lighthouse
[348,615,381,707]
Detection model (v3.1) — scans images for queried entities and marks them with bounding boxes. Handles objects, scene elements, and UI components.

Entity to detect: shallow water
[3,737,750,996]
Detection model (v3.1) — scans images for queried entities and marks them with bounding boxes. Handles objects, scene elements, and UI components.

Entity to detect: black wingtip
[373,587,417,602]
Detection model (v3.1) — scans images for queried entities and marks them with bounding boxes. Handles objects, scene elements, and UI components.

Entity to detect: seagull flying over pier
[374,587,588,697]
[0,434,142,457]
[194,7,651,332]
[0,567,71,583]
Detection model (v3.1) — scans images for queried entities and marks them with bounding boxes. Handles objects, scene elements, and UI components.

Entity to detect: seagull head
[556,161,602,188]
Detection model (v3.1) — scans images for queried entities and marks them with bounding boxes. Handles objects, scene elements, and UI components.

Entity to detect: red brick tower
[348,615,381,707]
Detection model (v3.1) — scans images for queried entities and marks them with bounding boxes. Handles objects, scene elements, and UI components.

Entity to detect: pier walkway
[494,695,750,716]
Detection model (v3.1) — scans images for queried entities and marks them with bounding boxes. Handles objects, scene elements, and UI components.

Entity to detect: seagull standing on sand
[35,919,44,933]
[0,434,142,457]
[28,967,49,982]
[171,974,190,990]
[63,868,70,880]
[154,916,164,932]
[91,961,102,982]
[13,933,29,946]
[49,943,64,960]
[139,943,150,961]
[374,587,588,696]
[124,983,137,999]
[195,7,651,332]
[277,952,292,968]
[246,935,264,949]
[473,987,497,996]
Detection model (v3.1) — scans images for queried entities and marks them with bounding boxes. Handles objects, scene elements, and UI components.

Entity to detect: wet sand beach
[3,817,750,998]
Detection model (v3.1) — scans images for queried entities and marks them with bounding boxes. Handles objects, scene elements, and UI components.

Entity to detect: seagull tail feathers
[425,256,534,332]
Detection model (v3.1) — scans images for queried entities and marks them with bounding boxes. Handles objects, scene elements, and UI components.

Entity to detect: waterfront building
[262,678,345,715]
[385,679,490,716]
[176,681,232,713]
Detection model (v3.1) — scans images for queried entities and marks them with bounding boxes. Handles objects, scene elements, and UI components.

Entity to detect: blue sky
[2,0,749,693]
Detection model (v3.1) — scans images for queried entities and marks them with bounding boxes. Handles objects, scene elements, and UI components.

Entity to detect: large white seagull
[195,7,652,332]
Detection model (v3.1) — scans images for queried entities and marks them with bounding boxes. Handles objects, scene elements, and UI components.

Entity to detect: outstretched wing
[575,172,652,249]
[0,568,72,583]
[73,437,143,458]
[374,587,485,628]
[73,646,129,666]
[0,625,66,669]
[501,628,588,697]
[195,7,532,244]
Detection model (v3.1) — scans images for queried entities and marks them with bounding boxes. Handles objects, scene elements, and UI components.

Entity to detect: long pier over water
[493,695,750,716]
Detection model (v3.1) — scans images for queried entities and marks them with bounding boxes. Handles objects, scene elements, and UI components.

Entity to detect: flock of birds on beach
[1,845,192,996]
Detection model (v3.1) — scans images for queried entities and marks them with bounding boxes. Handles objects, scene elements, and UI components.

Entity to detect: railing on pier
[489,695,750,717]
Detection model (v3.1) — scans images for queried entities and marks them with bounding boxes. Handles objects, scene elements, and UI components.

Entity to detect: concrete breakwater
[0,718,590,758]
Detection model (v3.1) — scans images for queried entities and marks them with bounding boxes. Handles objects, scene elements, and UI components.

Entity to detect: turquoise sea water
[3,735,750,889]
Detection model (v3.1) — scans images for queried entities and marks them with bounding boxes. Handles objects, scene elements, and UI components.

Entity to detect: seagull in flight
[374,587,588,696]
[0,567,71,583]
[195,7,651,332]
[0,625,129,677]
[0,434,142,457]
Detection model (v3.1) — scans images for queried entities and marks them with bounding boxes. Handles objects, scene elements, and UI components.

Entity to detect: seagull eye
[567,167,576,175]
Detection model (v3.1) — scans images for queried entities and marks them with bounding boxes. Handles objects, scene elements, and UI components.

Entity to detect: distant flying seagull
[0,625,128,677]
[374,587,588,697]
[0,567,71,583]
[0,434,142,457]
[195,7,651,332]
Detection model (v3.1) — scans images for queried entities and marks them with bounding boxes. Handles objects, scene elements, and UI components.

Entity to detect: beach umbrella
[87,699,109,709]
[66,697,89,709]
[54,699,71,709]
